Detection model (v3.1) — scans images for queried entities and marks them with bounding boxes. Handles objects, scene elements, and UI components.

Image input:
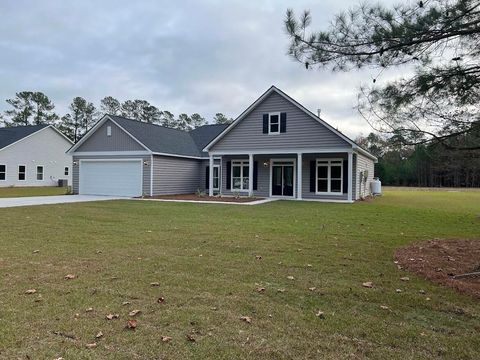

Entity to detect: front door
[271,161,294,197]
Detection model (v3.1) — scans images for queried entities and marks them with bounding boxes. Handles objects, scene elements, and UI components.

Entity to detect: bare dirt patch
[143,193,263,203]
[395,239,480,298]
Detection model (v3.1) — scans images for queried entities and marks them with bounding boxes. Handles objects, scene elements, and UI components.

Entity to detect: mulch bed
[395,238,480,299]
[143,193,263,203]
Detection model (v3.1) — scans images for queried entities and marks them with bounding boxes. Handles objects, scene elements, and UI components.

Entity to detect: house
[68,86,377,202]
[0,124,73,187]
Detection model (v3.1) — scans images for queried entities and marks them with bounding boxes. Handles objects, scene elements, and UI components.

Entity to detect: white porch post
[347,152,353,202]
[209,155,214,196]
[248,153,254,197]
[297,153,303,200]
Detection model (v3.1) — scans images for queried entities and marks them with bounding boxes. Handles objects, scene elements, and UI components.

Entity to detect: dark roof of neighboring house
[189,124,229,156]
[0,124,49,150]
[108,115,226,158]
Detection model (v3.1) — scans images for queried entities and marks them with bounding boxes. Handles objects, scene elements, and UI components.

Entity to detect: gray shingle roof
[0,124,49,150]
[108,115,225,158]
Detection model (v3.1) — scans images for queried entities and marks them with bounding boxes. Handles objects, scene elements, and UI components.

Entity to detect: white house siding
[0,127,72,187]
[355,152,375,199]
[152,155,201,195]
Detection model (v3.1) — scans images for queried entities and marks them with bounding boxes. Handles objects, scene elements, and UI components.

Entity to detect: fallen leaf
[157,296,165,304]
[380,305,389,310]
[150,282,160,287]
[277,288,285,293]
[96,250,102,254]
[395,289,402,293]
[122,301,131,306]
[129,309,141,317]
[255,255,262,260]
[85,342,97,349]
[186,334,196,342]
[362,282,373,288]
[33,250,40,253]
[85,307,94,312]
[315,310,325,319]
[126,319,137,329]
[240,316,252,324]
[25,289,37,294]
[106,314,119,320]
[161,336,172,342]
[287,276,295,280]
[95,331,103,339]
[308,287,316,291]
[400,277,410,281]
[307,264,312,268]
[426,297,431,301]
[419,289,426,294]
[256,287,265,293]
[64,274,76,280]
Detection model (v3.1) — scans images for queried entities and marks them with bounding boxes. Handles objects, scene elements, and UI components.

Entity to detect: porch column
[297,153,303,200]
[209,155,214,196]
[347,152,353,202]
[248,153,254,197]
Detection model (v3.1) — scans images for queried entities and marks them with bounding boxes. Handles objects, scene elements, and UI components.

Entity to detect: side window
[36,166,44,181]
[0,165,5,181]
[64,167,69,176]
[18,165,26,181]
[107,125,112,136]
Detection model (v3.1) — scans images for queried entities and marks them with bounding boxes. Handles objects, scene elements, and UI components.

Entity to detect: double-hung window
[268,113,280,134]
[0,165,5,181]
[36,166,44,181]
[18,165,26,181]
[231,160,249,191]
[64,167,69,176]
[316,159,343,194]
[212,165,220,190]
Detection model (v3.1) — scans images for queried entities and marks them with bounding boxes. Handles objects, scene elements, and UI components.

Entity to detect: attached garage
[79,160,143,197]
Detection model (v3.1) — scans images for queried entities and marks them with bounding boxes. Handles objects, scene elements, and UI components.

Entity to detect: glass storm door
[271,162,294,197]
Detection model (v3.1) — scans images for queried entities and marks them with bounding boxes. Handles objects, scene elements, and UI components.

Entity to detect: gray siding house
[68,86,376,202]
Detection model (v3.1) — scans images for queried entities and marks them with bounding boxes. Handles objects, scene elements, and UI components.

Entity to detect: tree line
[356,131,480,187]
[0,91,233,142]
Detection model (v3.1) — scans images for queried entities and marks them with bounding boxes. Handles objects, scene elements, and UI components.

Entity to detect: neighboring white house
[0,125,73,187]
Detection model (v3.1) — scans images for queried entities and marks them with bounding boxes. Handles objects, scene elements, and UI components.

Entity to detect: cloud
[0,0,399,138]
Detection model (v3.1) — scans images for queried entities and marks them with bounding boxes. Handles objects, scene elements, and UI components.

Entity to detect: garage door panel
[80,160,142,197]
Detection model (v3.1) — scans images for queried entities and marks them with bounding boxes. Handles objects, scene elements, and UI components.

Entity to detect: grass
[0,186,68,198]
[0,190,479,359]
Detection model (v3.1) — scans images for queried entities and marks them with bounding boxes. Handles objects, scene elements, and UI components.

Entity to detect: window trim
[0,164,6,181]
[315,158,343,195]
[107,125,112,136]
[212,164,220,191]
[268,112,281,135]
[36,165,44,181]
[231,159,250,192]
[18,165,26,181]
[64,166,69,176]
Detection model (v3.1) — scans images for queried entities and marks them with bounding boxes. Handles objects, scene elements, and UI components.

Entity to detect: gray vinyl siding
[198,158,220,193]
[72,154,151,195]
[152,155,201,195]
[355,152,375,199]
[75,120,145,152]
[209,92,350,152]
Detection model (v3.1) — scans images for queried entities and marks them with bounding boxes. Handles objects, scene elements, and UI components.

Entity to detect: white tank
[371,177,382,195]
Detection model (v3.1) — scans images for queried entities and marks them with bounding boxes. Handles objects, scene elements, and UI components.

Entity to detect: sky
[0,0,400,138]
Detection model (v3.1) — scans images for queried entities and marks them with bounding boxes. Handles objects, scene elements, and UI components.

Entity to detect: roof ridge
[108,114,192,134]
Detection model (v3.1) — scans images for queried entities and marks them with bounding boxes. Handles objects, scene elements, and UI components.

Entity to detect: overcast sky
[0,0,400,138]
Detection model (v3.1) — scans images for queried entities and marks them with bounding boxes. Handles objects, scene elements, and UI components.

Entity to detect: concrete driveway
[0,195,126,208]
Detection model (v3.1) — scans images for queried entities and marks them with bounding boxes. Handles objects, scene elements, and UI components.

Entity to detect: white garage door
[79,160,143,197]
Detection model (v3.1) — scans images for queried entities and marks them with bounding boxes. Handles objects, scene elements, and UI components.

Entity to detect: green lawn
[0,190,479,359]
[0,186,68,198]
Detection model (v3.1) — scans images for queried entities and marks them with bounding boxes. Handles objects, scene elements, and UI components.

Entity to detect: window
[0,165,5,181]
[36,166,44,181]
[64,167,69,176]
[107,125,112,136]
[268,113,280,134]
[18,165,26,181]
[213,165,220,190]
[316,159,343,194]
[231,160,249,191]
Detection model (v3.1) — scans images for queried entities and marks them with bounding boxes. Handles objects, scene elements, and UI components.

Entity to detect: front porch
[206,151,354,202]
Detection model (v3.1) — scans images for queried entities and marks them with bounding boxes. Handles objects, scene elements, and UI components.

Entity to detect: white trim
[78,158,143,196]
[212,164,220,191]
[18,164,26,181]
[203,86,376,162]
[248,154,254,196]
[0,164,6,181]
[152,152,204,160]
[267,112,281,135]
[0,125,72,153]
[295,198,354,204]
[72,151,151,156]
[64,166,69,176]
[36,165,44,181]
[150,154,154,196]
[230,159,250,192]
[209,148,353,156]
[315,158,344,195]
[297,153,302,200]
[209,155,214,196]
[347,152,353,202]
[68,115,151,154]
[269,158,296,198]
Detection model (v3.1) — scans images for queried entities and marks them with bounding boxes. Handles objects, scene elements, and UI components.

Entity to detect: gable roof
[203,86,377,161]
[68,115,228,159]
[0,124,73,151]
